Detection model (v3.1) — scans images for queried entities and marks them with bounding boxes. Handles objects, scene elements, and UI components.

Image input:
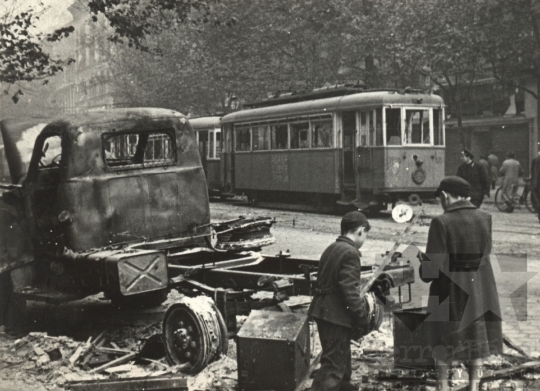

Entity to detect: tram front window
[405,109,430,145]
[386,108,402,145]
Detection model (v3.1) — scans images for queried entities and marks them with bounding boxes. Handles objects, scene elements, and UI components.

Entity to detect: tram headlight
[411,168,426,185]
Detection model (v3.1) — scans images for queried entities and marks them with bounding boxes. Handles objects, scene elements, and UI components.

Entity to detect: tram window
[433,109,443,145]
[360,112,368,146]
[375,108,383,146]
[252,125,270,151]
[290,122,309,149]
[386,108,402,145]
[198,131,208,158]
[311,119,333,148]
[235,127,251,151]
[405,109,430,145]
[271,124,288,149]
[216,131,222,158]
[209,131,215,158]
[369,110,383,146]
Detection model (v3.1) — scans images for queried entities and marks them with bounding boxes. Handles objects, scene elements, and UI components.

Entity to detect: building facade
[444,77,538,177]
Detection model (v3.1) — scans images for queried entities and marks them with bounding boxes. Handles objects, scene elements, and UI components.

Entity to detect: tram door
[342,112,356,190]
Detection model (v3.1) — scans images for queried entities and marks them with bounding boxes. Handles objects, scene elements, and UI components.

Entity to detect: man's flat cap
[462,148,474,159]
[341,211,369,233]
[434,175,471,197]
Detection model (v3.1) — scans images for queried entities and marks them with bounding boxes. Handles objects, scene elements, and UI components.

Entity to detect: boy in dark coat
[457,149,490,208]
[308,211,371,391]
[419,176,503,391]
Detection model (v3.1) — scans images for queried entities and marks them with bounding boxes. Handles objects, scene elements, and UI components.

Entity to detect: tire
[110,289,169,309]
[408,193,422,206]
[494,188,511,212]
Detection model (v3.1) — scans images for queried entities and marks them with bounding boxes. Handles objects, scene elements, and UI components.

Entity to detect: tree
[0,0,220,104]
[340,0,493,146]
[105,0,358,116]
[0,3,75,103]
[479,0,540,151]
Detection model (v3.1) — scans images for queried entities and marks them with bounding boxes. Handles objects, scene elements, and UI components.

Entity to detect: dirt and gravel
[1,200,539,391]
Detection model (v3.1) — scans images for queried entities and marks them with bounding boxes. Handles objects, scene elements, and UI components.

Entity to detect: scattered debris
[65,375,188,391]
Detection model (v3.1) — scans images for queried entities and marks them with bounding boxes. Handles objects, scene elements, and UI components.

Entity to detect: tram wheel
[163,296,228,374]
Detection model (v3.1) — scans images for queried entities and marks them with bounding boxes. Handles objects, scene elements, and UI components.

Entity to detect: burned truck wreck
[0,108,415,376]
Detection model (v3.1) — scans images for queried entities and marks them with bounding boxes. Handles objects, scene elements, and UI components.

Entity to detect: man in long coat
[308,211,371,391]
[419,176,502,391]
[457,149,490,208]
[531,150,540,222]
[499,151,523,211]
[487,152,499,190]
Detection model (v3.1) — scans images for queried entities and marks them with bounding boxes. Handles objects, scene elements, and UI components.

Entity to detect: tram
[190,116,222,196]
[220,85,445,212]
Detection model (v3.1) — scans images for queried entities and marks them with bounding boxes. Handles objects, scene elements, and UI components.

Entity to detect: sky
[0,0,74,34]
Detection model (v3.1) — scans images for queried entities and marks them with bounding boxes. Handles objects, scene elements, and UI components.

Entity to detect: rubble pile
[0,332,107,389]
[188,356,238,391]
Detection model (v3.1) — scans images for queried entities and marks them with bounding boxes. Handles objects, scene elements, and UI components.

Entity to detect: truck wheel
[163,296,228,374]
[110,289,169,309]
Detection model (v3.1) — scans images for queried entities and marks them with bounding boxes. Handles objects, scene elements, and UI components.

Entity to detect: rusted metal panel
[106,250,168,296]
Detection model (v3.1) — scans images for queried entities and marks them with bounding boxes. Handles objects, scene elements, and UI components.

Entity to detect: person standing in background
[478,155,490,181]
[457,149,490,208]
[530,150,540,222]
[488,151,500,190]
[499,151,523,212]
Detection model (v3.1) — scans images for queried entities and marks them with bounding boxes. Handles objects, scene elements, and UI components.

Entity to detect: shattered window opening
[103,130,176,170]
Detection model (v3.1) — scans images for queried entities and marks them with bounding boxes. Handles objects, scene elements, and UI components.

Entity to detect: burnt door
[342,111,356,189]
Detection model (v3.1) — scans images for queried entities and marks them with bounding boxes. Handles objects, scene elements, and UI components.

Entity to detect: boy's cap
[462,148,474,159]
[434,175,471,197]
[341,211,369,233]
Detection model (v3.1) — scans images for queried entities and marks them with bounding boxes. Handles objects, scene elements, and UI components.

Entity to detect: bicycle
[494,178,536,213]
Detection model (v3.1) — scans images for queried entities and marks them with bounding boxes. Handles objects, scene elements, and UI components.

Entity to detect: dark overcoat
[308,236,366,329]
[457,162,490,200]
[419,200,503,361]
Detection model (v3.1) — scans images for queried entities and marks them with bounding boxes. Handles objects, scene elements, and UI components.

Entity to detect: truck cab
[1,108,211,306]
